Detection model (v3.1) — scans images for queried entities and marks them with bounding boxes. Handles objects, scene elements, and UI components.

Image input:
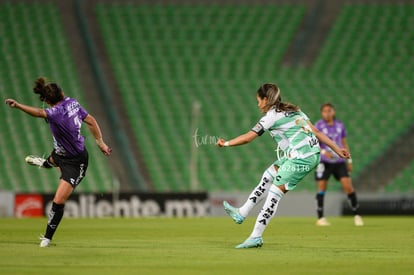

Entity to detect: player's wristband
[224,141,230,147]
[347,158,352,164]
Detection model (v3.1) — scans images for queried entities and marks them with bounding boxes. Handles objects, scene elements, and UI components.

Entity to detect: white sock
[239,165,276,217]
[250,184,284,238]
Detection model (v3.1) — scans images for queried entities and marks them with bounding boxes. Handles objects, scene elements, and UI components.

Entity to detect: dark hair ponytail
[257,83,299,112]
[33,77,64,104]
[33,77,47,101]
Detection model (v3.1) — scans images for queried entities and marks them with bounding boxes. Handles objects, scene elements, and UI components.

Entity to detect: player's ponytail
[33,77,48,102]
[33,77,64,104]
[257,83,299,112]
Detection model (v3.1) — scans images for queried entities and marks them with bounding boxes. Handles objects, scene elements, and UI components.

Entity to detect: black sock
[347,192,359,215]
[316,192,325,219]
[45,202,65,240]
[42,157,54,169]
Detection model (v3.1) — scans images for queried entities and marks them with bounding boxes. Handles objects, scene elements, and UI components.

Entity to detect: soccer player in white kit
[217,84,350,248]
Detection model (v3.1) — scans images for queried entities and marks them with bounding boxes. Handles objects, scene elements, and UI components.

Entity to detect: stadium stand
[385,161,414,193]
[0,3,113,192]
[304,4,414,191]
[97,3,413,192]
[96,4,306,191]
[2,2,412,193]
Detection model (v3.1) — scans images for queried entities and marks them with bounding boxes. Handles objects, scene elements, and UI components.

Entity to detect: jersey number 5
[73,116,82,139]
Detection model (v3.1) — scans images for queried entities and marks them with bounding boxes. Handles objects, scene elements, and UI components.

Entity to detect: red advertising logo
[14,194,44,217]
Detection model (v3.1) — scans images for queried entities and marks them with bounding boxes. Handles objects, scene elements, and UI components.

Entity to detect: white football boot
[354,215,364,226]
[25,155,46,167]
[39,235,51,247]
[316,217,331,226]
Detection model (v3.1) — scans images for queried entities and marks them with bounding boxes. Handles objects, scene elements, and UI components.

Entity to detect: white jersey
[252,108,320,159]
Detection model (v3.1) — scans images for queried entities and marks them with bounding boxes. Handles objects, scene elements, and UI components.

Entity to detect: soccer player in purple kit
[5,77,112,247]
[314,103,363,226]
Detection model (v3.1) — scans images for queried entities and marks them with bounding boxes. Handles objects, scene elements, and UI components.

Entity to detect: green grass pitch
[0,217,413,274]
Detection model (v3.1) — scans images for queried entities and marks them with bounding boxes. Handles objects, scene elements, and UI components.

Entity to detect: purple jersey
[45,97,88,157]
[315,119,347,163]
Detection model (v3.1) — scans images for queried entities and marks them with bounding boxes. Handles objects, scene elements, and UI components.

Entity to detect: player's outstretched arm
[5,99,47,118]
[83,114,112,156]
[217,131,258,147]
[307,121,350,159]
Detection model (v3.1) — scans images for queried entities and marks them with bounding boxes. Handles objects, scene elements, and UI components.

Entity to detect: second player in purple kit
[5,77,112,247]
[314,103,363,226]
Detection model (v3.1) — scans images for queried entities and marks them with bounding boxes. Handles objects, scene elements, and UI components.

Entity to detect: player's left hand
[336,148,350,159]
